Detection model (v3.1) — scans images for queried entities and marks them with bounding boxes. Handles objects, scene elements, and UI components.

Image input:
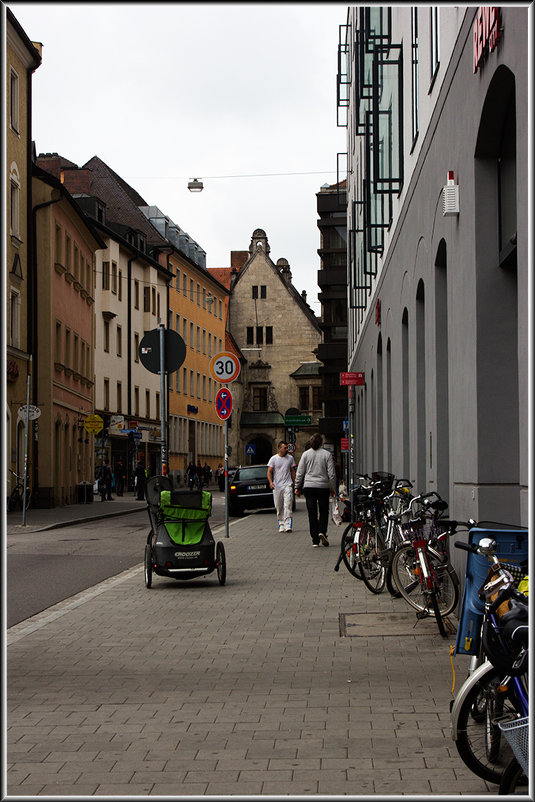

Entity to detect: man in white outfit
[267,441,296,533]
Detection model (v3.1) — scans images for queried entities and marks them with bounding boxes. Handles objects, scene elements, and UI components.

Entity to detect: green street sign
[284,415,312,426]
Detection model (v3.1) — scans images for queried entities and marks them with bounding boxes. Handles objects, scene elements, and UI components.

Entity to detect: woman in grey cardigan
[295,433,336,547]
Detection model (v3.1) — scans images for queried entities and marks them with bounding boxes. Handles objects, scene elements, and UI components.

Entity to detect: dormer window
[96,201,105,223]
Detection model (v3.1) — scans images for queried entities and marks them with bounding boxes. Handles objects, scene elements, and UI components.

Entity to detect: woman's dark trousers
[303,488,330,544]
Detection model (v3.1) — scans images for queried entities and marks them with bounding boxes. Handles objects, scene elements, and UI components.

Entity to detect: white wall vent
[443,171,459,216]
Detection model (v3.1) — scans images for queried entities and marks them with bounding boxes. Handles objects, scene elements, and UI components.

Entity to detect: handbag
[331,498,342,526]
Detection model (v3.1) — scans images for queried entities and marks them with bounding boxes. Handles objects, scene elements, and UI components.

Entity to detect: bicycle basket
[399,520,429,542]
[498,717,529,775]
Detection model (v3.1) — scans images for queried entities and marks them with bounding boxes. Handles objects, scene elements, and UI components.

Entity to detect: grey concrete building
[340,6,529,529]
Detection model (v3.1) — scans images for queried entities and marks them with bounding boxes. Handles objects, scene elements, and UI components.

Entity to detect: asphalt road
[7,495,231,628]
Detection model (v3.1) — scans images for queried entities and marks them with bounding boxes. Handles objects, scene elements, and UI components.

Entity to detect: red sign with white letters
[340,372,365,386]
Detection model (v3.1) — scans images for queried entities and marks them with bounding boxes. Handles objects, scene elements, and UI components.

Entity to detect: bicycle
[7,469,31,512]
[450,534,528,784]
[389,491,463,636]
[334,472,395,592]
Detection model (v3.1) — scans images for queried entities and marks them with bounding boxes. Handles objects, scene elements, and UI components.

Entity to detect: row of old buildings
[6,8,346,507]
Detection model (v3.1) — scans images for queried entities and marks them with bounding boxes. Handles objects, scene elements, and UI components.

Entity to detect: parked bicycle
[450,533,528,786]
[389,491,465,636]
[7,469,31,512]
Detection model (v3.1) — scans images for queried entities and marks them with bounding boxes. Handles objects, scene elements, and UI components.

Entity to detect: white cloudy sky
[8,2,349,314]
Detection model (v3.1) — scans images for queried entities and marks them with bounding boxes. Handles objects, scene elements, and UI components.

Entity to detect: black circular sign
[139,328,186,375]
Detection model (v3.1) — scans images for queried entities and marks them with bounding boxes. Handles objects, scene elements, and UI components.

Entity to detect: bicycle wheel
[23,487,31,511]
[429,590,447,637]
[455,669,519,783]
[386,559,402,597]
[358,524,386,594]
[499,758,528,795]
[7,489,20,512]
[391,543,458,616]
[340,523,363,579]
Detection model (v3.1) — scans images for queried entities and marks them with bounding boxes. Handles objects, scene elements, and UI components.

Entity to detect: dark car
[228,465,275,517]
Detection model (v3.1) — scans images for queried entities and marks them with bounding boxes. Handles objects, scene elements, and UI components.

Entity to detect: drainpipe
[127,257,134,416]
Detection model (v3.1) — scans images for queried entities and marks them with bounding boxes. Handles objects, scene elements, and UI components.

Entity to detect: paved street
[6,498,494,796]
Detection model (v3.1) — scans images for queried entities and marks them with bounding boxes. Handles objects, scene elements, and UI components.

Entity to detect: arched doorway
[246,436,272,465]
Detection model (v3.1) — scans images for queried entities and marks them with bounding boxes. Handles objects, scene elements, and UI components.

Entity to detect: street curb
[9,506,144,533]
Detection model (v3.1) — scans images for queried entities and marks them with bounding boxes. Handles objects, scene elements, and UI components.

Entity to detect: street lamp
[188,178,204,192]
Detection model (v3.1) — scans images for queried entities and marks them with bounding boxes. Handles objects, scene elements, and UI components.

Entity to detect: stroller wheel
[216,541,226,586]
[144,543,153,588]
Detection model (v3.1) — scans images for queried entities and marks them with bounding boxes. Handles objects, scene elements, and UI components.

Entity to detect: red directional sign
[215,387,233,421]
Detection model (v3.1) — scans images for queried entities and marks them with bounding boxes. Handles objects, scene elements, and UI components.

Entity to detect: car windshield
[237,467,268,481]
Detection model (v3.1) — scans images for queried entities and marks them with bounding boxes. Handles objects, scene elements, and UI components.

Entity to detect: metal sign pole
[224,414,229,538]
[348,385,354,518]
[22,368,31,526]
[159,324,166,475]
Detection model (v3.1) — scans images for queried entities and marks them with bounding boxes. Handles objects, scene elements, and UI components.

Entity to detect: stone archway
[246,436,272,465]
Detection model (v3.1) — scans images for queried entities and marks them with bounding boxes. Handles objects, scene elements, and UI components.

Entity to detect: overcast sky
[8,2,349,314]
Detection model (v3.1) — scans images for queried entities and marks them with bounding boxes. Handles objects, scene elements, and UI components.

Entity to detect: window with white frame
[9,164,20,239]
[10,68,19,133]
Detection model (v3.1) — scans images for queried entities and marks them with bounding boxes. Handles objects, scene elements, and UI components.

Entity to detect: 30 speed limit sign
[209,352,240,384]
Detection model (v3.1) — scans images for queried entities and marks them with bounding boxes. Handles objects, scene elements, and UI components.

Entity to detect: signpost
[284,414,312,426]
[340,371,365,386]
[210,352,240,539]
[139,325,187,475]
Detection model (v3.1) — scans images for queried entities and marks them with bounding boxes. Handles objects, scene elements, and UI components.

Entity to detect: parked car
[228,465,275,517]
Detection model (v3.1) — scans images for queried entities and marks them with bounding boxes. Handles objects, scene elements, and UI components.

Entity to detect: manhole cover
[339,611,456,637]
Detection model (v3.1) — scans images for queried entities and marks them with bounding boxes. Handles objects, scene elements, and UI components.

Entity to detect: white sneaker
[312,543,320,548]
[284,528,292,533]
[319,533,329,547]
[278,525,285,533]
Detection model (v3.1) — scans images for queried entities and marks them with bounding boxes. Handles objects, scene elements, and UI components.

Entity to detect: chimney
[301,290,307,303]
[61,167,91,195]
[231,251,248,271]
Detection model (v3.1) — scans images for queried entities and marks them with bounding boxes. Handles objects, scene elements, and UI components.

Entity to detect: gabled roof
[82,156,169,249]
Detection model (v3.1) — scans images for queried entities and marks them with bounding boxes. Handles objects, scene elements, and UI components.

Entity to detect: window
[102,260,110,290]
[65,329,71,367]
[256,326,263,345]
[196,325,201,352]
[183,273,188,295]
[253,386,268,411]
[116,325,122,357]
[266,326,273,344]
[190,278,194,300]
[197,283,201,305]
[151,287,156,315]
[10,289,20,348]
[157,292,160,319]
[74,245,79,280]
[134,333,139,362]
[252,285,258,299]
[190,370,194,396]
[203,375,207,400]
[219,300,223,319]
[411,8,419,146]
[144,286,150,312]
[202,287,206,308]
[175,313,180,332]
[135,280,140,309]
[117,382,122,413]
[312,386,321,410]
[197,373,201,398]
[55,321,62,362]
[190,322,194,349]
[111,261,117,294]
[208,333,212,356]
[176,269,181,291]
[146,390,150,418]
[261,285,267,299]
[299,386,309,410]
[183,318,187,344]
[10,69,19,132]
[73,334,79,371]
[134,386,139,416]
[55,225,62,265]
[156,393,160,420]
[65,235,72,272]
[183,367,187,395]
[104,379,110,410]
[103,320,110,352]
[430,7,440,87]
[118,270,123,301]
[96,201,105,224]
[247,327,254,345]
[202,329,206,354]
[9,164,20,239]
[86,259,92,292]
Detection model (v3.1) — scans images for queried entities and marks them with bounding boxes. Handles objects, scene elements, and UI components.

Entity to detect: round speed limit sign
[209,352,240,384]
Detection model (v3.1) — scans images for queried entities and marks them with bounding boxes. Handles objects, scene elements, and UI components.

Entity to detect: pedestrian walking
[186,461,197,490]
[196,462,204,490]
[203,462,212,487]
[134,458,147,500]
[115,457,126,496]
[216,463,225,492]
[295,433,336,547]
[97,459,114,502]
[267,441,296,533]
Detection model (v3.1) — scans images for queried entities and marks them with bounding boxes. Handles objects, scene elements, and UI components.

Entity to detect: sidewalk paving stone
[7,499,496,796]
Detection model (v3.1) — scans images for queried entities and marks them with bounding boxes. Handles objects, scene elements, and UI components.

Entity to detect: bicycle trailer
[144,476,226,586]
